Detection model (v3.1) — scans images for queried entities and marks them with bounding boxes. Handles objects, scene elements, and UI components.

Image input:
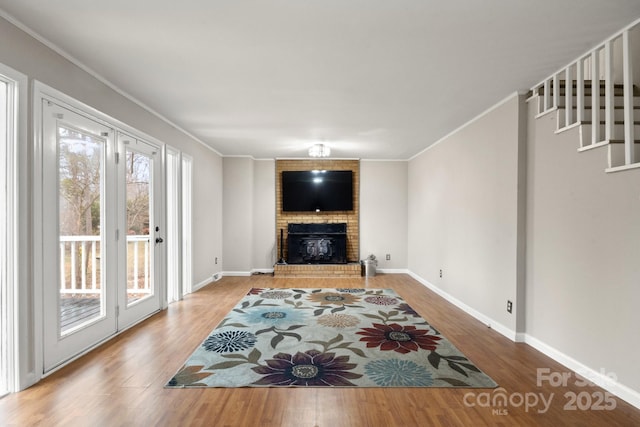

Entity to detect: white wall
[191,151,223,284]
[252,160,276,270]
[360,161,408,269]
[221,157,277,274]
[526,104,640,395]
[222,157,254,273]
[407,94,526,335]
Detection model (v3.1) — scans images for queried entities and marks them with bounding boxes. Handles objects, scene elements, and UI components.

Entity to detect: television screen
[282,170,353,212]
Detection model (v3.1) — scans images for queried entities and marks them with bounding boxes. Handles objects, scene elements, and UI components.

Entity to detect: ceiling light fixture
[308,143,331,157]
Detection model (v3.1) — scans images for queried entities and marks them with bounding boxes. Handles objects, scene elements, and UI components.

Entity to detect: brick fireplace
[275,159,360,277]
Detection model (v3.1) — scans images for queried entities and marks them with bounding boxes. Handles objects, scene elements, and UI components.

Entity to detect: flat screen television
[281,170,353,212]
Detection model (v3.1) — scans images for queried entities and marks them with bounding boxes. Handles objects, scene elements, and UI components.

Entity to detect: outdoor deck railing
[59,235,152,295]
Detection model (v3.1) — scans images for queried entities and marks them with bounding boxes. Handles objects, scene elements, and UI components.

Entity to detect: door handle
[155,237,164,244]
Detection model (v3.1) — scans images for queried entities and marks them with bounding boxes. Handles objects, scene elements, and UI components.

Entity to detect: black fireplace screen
[287,223,347,264]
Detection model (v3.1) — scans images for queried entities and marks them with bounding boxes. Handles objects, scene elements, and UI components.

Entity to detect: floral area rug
[166,288,497,388]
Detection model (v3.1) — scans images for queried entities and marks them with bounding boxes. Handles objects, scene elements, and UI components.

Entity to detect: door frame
[0,63,27,395]
[165,147,194,303]
[166,146,183,304]
[33,81,167,377]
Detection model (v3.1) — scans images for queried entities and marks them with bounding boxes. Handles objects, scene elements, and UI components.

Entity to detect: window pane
[182,155,192,295]
[166,149,180,303]
[58,126,104,335]
[126,151,153,305]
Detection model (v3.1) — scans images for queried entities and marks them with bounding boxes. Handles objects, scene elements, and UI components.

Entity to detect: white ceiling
[1,1,640,159]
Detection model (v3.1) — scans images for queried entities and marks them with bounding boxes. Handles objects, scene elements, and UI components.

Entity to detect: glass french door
[116,133,162,330]
[42,101,116,371]
[42,101,162,371]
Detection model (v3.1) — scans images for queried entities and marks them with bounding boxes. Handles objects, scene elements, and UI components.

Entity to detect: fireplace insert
[287,223,347,264]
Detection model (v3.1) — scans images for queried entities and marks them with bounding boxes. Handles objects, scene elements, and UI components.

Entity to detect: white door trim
[0,63,27,394]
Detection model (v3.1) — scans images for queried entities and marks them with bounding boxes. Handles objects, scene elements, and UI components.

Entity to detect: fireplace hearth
[287,223,347,264]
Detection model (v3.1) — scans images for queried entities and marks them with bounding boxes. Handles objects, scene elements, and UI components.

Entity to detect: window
[0,72,10,397]
[166,148,181,302]
[181,154,193,295]
[166,149,192,301]
[0,63,24,396]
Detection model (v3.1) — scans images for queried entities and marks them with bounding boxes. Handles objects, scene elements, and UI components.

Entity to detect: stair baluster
[527,18,640,174]
[622,30,636,165]
[591,50,601,145]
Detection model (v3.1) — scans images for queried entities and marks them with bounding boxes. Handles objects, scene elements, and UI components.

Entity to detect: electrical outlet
[386,254,391,261]
[507,300,513,313]
[439,269,443,278]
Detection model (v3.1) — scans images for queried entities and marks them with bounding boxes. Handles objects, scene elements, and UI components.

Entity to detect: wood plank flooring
[2,274,640,426]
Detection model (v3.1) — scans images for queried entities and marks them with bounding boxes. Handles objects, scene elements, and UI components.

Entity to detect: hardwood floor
[2,274,640,426]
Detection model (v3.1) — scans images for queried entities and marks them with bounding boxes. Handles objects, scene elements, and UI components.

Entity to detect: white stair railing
[529,18,640,172]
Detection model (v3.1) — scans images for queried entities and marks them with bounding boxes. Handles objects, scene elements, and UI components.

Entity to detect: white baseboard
[524,334,640,409]
[377,268,410,274]
[407,271,518,342]
[221,271,251,277]
[514,332,527,343]
[208,268,407,280]
[405,271,640,410]
[192,273,221,292]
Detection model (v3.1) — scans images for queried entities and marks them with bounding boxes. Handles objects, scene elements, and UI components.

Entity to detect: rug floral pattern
[166,288,497,388]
